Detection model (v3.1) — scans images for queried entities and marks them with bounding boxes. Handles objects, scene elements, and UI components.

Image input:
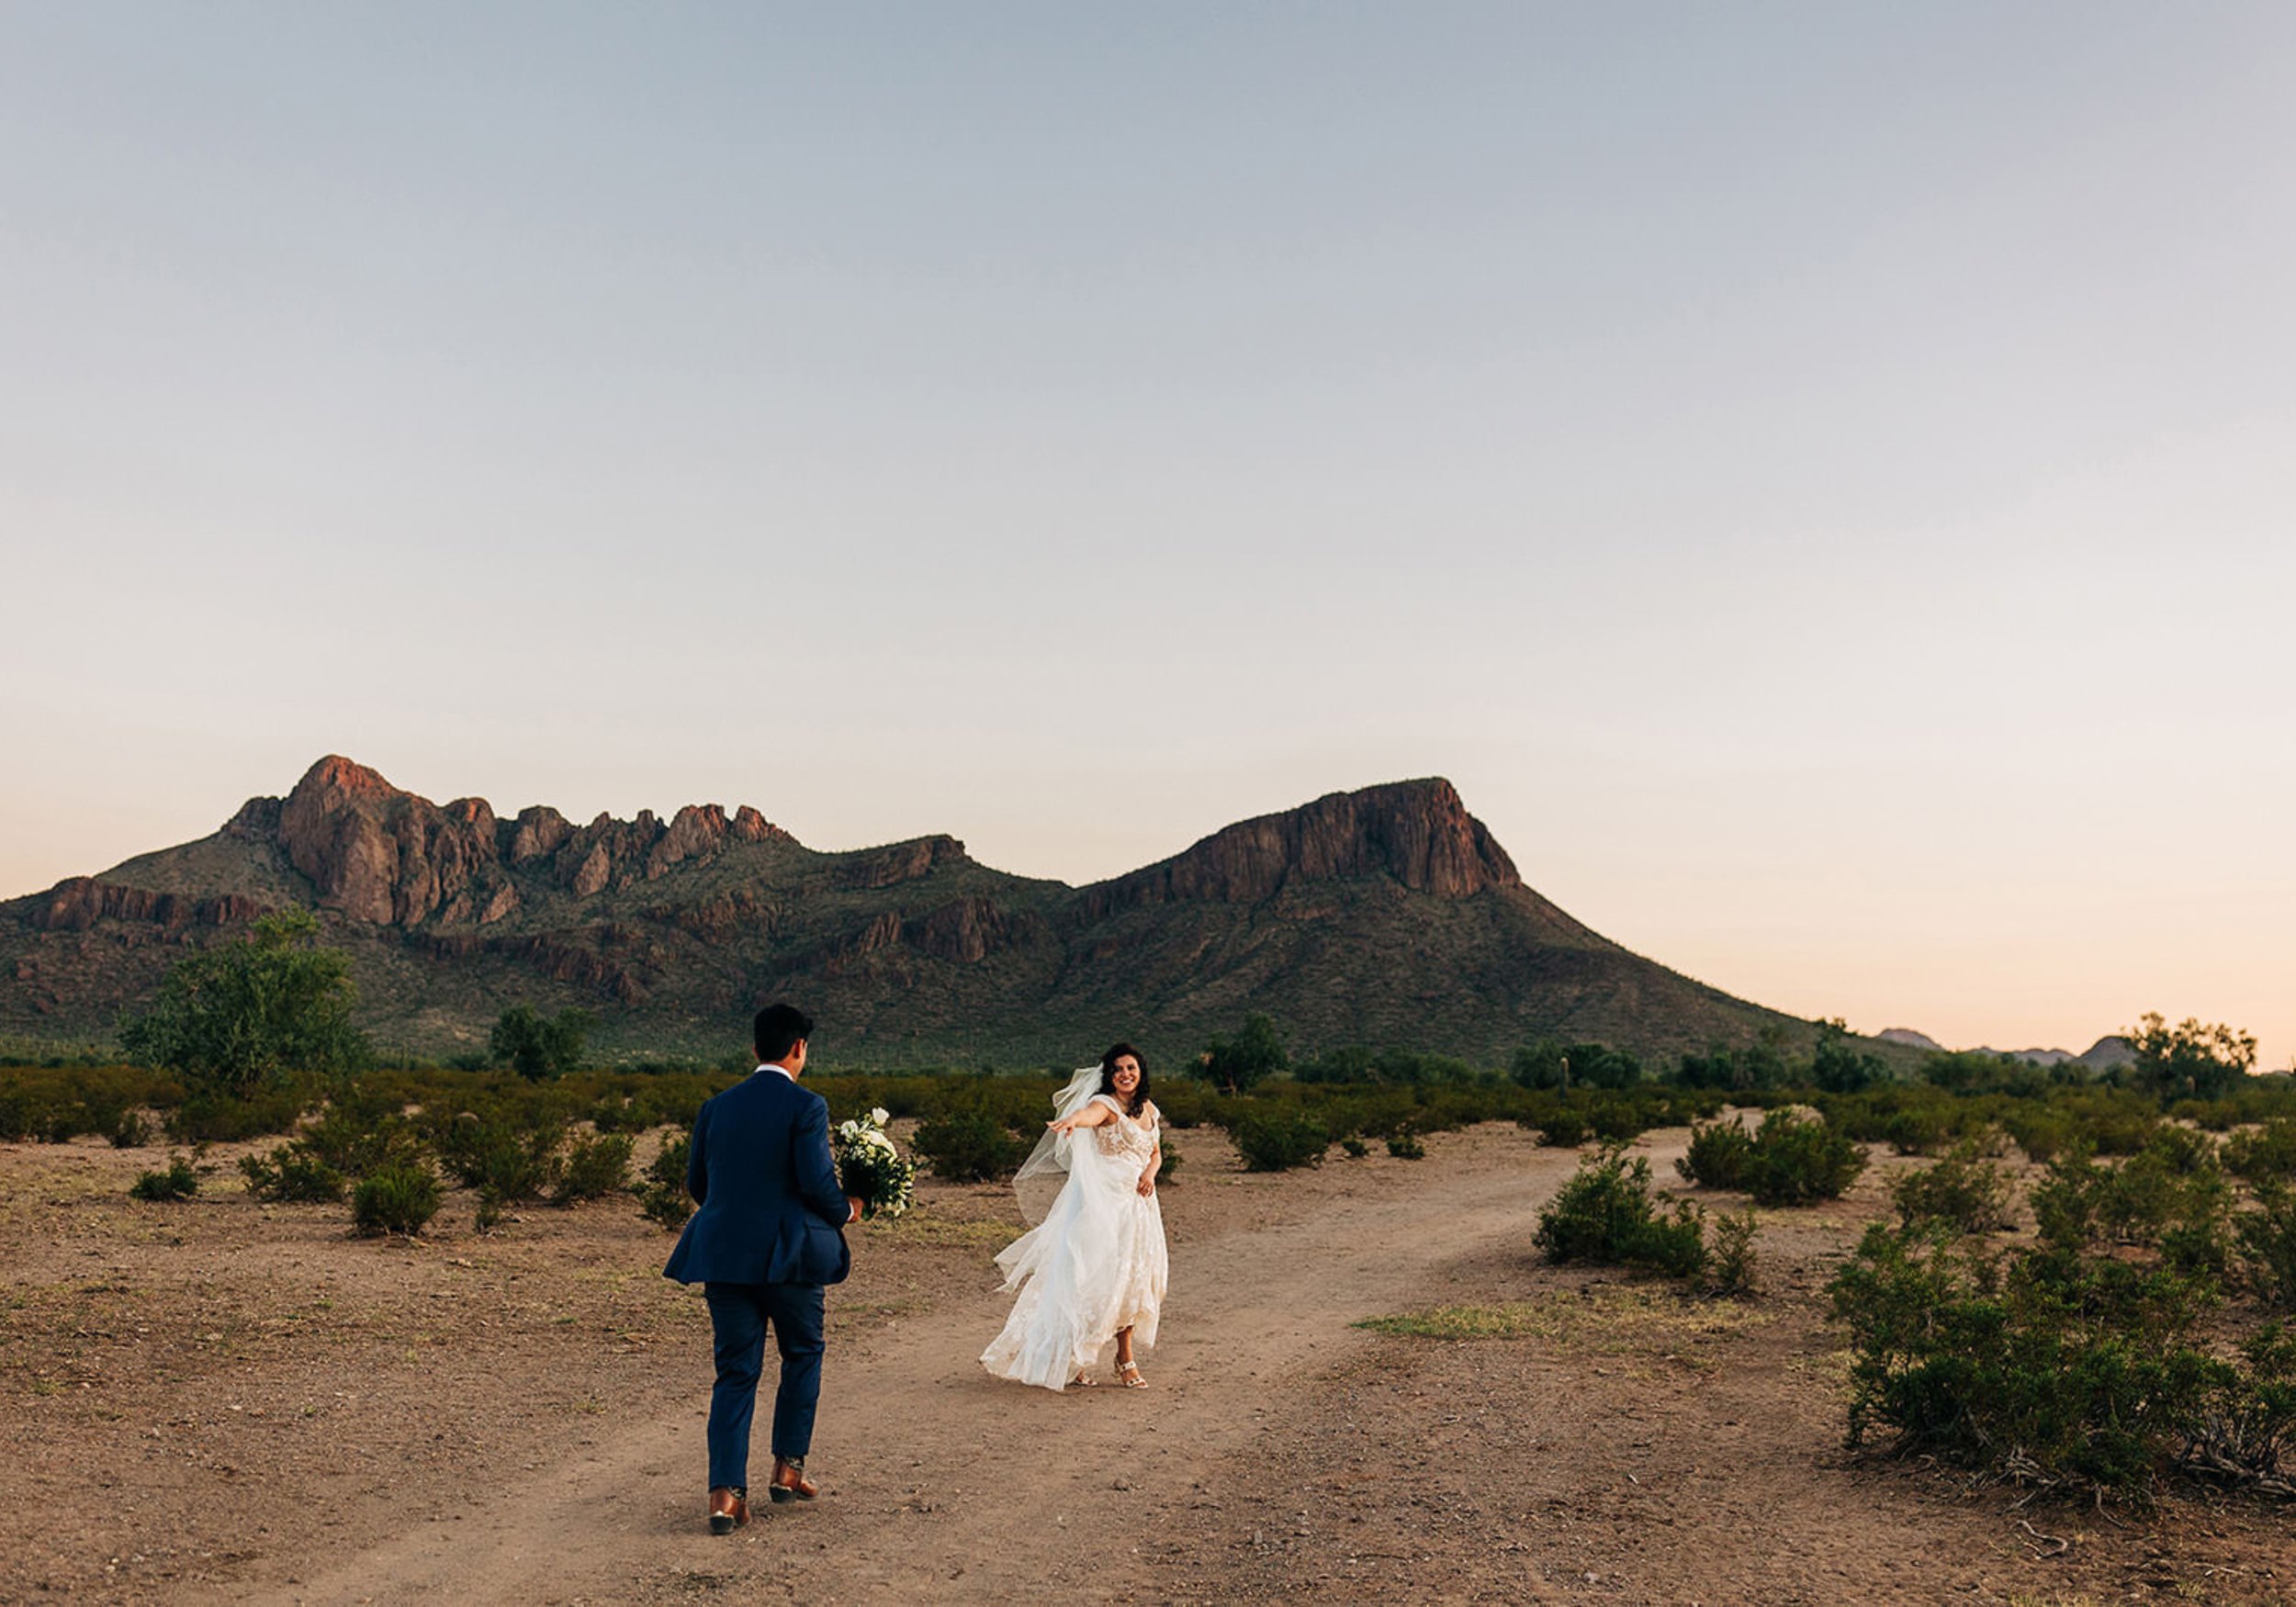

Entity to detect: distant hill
[1877,1028,1946,1052]
[1967,1037,2136,1073]
[0,757,1863,1069]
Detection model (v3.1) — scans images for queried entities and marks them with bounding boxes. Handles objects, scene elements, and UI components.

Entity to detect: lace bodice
[1090,1096,1158,1167]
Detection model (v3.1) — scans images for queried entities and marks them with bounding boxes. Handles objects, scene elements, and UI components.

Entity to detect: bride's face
[1110,1055,1142,1096]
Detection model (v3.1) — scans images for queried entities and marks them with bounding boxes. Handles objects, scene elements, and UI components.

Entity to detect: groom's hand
[846,1196,864,1224]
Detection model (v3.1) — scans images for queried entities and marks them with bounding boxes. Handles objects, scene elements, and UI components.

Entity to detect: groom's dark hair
[754,1003,814,1064]
[1097,1041,1150,1117]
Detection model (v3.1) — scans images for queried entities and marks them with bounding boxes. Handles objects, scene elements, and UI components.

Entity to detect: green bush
[1385,1128,1425,1160]
[1676,1119,1753,1190]
[129,1154,199,1201]
[912,1112,1027,1182]
[550,1131,632,1204]
[1535,1147,1707,1280]
[2225,1118,2296,1185]
[637,1133,695,1229]
[1742,1110,1866,1206]
[1828,1221,2284,1500]
[166,1085,309,1143]
[1338,1133,1369,1159]
[1708,1207,1760,1295]
[1228,1110,1329,1173]
[239,1141,346,1203]
[1156,1146,1182,1184]
[2237,1186,2296,1311]
[118,909,366,1098]
[108,1108,152,1149]
[1891,1144,2015,1235]
[1535,1108,1591,1148]
[438,1117,563,1202]
[353,1157,442,1237]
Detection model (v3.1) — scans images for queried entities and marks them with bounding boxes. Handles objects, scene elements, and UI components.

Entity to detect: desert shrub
[1534,1108,1591,1148]
[1229,1110,1329,1172]
[129,1154,199,1201]
[637,1133,694,1229]
[1676,1119,1753,1190]
[438,1117,563,1202]
[1155,1145,1181,1185]
[166,1084,309,1143]
[1809,1021,1888,1094]
[1585,1097,1648,1144]
[353,1157,442,1237]
[550,1131,632,1204]
[1828,1222,2282,1500]
[1535,1148,1707,1280]
[298,1084,417,1177]
[108,1108,152,1149]
[1742,1110,1866,1207]
[2031,1132,2234,1273]
[2000,1105,2076,1164]
[1386,1128,1425,1160]
[1708,1207,1760,1295]
[1891,1144,2015,1235]
[239,1141,346,1203]
[1338,1133,1369,1159]
[2237,1186,2296,1311]
[2224,1119,2296,1186]
[912,1112,1027,1182]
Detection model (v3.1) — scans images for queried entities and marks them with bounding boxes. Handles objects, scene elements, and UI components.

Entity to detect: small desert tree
[2126,1013,2256,1102]
[1198,1014,1288,1095]
[490,1004,593,1082]
[118,909,366,1098]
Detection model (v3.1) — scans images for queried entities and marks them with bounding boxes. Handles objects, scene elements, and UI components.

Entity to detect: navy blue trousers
[703,1280,826,1490]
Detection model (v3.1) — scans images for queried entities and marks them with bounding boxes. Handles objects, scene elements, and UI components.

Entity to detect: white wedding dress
[980,1083,1169,1391]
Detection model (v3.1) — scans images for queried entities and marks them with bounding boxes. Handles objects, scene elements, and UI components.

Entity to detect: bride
[980,1043,1168,1391]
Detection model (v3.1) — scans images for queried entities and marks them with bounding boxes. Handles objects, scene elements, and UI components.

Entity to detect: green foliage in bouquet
[835,1108,916,1218]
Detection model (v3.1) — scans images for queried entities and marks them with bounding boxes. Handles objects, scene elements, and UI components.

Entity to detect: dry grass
[1354,1283,1767,1353]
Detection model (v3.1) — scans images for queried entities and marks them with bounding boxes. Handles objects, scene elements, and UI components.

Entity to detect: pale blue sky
[4,4,2291,1062]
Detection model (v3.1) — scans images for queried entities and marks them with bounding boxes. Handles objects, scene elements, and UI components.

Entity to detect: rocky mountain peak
[242,758,793,927]
[1083,777,1520,916]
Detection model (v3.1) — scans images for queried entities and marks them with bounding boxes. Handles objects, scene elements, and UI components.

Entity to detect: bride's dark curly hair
[1097,1041,1150,1117]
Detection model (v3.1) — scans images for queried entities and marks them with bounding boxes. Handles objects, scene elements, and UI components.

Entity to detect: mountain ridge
[1,757,1846,1068]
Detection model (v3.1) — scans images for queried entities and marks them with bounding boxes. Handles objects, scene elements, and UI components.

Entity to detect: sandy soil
[3,1119,2291,1605]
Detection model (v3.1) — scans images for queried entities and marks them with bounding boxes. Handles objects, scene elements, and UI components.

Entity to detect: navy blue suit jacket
[662,1069,851,1287]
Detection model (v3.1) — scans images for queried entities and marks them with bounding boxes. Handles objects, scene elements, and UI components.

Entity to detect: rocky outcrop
[1079,779,1519,918]
[838,836,968,891]
[236,757,794,926]
[31,878,267,933]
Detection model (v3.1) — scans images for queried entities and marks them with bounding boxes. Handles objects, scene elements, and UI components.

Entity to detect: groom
[664,1003,861,1534]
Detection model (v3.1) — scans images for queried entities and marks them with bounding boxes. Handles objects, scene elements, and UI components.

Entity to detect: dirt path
[261,1130,1584,1605]
[13,1122,2294,1606]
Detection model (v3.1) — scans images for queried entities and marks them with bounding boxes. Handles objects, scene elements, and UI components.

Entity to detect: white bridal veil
[1009,1064,1106,1224]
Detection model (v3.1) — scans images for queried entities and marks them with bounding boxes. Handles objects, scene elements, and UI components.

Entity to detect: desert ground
[4,1119,2291,1605]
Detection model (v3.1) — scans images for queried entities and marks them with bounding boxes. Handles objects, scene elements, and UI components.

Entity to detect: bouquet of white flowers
[833,1107,916,1219]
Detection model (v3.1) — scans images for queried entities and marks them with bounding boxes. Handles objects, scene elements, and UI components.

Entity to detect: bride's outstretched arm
[1049,1103,1115,1136]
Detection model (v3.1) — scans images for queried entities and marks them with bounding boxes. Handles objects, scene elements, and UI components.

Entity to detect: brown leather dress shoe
[767,1456,817,1503]
[707,1486,749,1534]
